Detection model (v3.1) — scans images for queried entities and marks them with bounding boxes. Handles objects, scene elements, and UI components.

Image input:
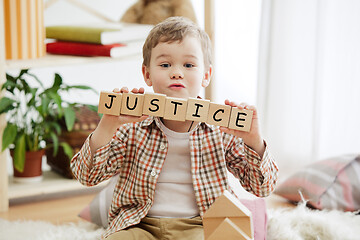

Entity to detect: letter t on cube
[98,91,122,116]
[164,97,188,121]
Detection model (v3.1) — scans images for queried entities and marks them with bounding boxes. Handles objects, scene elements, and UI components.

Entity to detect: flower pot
[11,149,45,183]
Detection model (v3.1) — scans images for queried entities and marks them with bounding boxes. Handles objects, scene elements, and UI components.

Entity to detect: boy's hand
[90,87,148,156]
[219,100,265,158]
[98,87,148,135]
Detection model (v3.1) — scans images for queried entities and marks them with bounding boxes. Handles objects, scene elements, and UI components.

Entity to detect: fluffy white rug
[267,202,360,240]
[0,219,105,240]
[1,203,359,240]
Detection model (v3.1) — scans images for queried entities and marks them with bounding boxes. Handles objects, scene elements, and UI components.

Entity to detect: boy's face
[142,35,212,99]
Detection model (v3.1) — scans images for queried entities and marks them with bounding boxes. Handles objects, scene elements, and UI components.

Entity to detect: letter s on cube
[142,93,166,117]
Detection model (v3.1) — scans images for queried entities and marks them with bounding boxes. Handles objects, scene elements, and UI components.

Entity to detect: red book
[46,41,133,57]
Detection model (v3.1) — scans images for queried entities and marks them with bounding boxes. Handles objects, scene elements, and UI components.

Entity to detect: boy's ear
[142,65,152,86]
[202,65,213,88]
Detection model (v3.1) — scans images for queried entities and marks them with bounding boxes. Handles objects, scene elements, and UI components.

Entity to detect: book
[46,24,153,45]
[46,41,144,58]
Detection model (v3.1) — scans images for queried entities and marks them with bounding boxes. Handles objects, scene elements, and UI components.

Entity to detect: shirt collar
[140,116,217,132]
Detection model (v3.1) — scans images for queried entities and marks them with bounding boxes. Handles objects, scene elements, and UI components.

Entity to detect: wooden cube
[207,103,231,127]
[98,91,122,116]
[120,92,145,117]
[207,218,250,240]
[142,92,166,117]
[186,98,210,122]
[163,97,188,121]
[228,108,253,132]
[203,191,253,240]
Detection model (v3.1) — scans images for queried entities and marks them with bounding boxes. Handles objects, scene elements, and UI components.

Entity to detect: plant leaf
[2,123,17,151]
[60,142,73,160]
[40,95,50,116]
[26,71,44,88]
[63,107,76,131]
[49,92,63,115]
[0,97,16,114]
[2,76,16,92]
[52,73,62,91]
[50,132,59,156]
[66,84,97,94]
[18,69,29,78]
[50,121,61,135]
[13,134,26,172]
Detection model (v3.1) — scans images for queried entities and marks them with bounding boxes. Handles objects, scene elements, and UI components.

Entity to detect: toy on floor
[203,190,254,240]
[120,0,197,25]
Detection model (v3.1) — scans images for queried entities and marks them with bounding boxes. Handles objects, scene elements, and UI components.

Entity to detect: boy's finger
[131,88,139,93]
[120,87,129,93]
[219,127,238,136]
[139,87,145,94]
[113,88,120,93]
[123,114,148,123]
[238,102,249,110]
[245,105,256,111]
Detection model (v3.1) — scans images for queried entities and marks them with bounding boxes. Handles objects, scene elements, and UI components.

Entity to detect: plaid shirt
[71,116,278,238]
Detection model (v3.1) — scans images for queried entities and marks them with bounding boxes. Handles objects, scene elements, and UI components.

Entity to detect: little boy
[71,17,278,240]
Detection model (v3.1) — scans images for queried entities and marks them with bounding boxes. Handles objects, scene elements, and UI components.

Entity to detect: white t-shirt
[147,120,199,218]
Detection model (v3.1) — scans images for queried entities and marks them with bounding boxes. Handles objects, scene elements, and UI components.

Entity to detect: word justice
[98,91,253,132]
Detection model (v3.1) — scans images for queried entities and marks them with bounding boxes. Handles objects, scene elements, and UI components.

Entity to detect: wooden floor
[0,193,97,224]
[0,192,293,225]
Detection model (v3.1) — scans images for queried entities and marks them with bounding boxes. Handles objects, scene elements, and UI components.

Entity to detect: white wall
[258,0,360,180]
[213,0,261,105]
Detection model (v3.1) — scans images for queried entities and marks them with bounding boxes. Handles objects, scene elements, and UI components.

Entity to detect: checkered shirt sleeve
[223,133,278,197]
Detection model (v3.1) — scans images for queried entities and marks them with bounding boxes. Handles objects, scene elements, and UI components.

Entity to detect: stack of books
[45,23,153,58]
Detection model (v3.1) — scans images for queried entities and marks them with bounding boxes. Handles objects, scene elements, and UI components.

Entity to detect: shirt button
[160,144,166,150]
[129,218,136,224]
[150,170,157,177]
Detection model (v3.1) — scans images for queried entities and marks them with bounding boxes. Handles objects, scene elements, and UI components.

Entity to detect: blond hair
[142,16,212,69]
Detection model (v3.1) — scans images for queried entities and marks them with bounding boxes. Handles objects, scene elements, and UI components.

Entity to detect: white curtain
[258,0,360,180]
[213,0,262,105]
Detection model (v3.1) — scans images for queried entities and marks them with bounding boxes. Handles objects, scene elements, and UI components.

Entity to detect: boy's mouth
[169,83,185,89]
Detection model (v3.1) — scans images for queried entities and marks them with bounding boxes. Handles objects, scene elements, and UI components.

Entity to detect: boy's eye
[184,63,194,68]
[160,63,170,68]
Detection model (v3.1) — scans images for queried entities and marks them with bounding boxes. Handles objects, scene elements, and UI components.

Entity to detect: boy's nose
[171,71,183,79]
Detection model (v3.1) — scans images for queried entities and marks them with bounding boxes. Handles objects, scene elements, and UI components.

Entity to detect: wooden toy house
[203,190,254,240]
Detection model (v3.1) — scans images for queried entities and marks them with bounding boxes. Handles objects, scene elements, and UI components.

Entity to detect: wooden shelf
[9,170,109,203]
[5,52,142,70]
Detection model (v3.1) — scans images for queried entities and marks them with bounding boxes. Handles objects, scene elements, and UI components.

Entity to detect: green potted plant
[0,69,97,182]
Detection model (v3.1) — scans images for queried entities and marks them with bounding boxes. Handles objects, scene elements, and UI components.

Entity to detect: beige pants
[107,216,204,240]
